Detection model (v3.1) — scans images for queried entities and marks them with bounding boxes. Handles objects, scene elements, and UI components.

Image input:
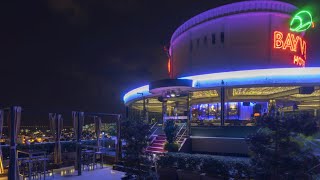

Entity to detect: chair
[95,147,107,169]
[95,151,104,169]
[82,150,95,171]
[19,159,38,179]
[38,157,54,179]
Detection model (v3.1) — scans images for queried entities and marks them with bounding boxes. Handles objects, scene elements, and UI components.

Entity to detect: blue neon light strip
[180,68,320,88]
[123,68,320,104]
[123,85,150,103]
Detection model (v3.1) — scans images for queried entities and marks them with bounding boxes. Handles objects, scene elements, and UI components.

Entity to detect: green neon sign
[290,10,313,32]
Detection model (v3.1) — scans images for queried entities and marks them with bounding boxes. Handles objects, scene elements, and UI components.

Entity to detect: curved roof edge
[123,67,320,104]
[171,0,297,43]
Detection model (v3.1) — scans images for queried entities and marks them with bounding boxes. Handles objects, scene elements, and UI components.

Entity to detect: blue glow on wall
[180,67,320,88]
[123,67,320,104]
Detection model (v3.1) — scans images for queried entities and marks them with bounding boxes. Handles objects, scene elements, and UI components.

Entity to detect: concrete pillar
[162,101,167,129]
[220,81,225,126]
[187,94,191,137]
[143,97,147,123]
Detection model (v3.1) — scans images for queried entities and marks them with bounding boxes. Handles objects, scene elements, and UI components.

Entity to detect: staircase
[145,122,188,154]
[146,134,167,153]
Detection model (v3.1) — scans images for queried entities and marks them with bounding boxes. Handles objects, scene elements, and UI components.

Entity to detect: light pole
[137,93,148,123]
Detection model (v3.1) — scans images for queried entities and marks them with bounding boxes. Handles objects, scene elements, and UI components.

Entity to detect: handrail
[175,123,186,139]
[149,127,159,139]
[149,136,157,145]
[150,122,157,130]
[149,122,159,139]
[177,128,188,151]
[178,138,187,151]
[177,128,187,143]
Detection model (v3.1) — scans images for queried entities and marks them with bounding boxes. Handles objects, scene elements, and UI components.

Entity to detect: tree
[121,117,152,179]
[164,120,179,152]
[248,112,319,179]
[164,120,177,143]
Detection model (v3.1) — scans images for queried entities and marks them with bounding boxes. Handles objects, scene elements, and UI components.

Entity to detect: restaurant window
[211,33,216,44]
[220,32,225,43]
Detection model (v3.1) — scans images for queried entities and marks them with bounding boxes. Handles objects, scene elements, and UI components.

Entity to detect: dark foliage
[121,117,153,179]
[164,120,177,144]
[247,112,319,179]
[164,142,179,152]
[157,152,252,179]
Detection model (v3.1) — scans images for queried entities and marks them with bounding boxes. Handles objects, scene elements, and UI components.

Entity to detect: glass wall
[127,86,320,126]
[190,102,268,126]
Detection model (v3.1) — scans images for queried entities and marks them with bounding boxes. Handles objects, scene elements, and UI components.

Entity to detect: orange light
[312,22,315,28]
[167,58,171,74]
[254,113,260,117]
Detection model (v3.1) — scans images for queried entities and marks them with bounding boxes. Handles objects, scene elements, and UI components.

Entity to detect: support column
[143,97,147,123]
[207,104,210,119]
[162,101,167,129]
[8,106,20,180]
[8,107,17,180]
[125,106,129,119]
[76,112,82,176]
[115,115,122,162]
[187,93,191,137]
[220,81,225,126]
[146,99,149,124]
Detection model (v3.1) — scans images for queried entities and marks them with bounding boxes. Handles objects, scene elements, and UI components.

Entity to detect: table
[17,150,47,179]
[84,145,107,169]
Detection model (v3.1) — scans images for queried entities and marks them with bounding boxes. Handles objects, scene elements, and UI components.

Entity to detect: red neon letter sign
[283,33,294,51]
[274,31,283,49]
[273,31,307,67]
[300,40,307,60]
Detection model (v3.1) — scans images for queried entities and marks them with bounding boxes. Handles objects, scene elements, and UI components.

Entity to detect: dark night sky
[0,0,318,125]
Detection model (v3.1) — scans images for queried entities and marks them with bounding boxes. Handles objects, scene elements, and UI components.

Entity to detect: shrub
[157,153,252,178]
[164,120,177,143]
[247,113,320,179]
[164,142,179,152]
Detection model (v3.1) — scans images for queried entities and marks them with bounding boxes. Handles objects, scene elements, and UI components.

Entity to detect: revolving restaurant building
[123,1,320,154]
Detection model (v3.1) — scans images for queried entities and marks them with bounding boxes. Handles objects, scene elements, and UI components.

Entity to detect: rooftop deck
[0,166,125,180]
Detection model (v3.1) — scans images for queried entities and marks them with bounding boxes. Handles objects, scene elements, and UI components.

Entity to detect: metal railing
[176,128,187,143]
[175,123,186,139]
[149,122,159,139]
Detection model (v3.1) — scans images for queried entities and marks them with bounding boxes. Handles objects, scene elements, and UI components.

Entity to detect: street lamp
[137,93,147,123]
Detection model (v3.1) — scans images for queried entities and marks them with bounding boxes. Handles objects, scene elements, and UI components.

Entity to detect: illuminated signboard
[290,10,313,32]
[274,31,307,67]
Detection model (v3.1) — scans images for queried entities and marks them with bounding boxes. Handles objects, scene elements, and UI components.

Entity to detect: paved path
[55,167,125,180]
[0,166,125,180]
